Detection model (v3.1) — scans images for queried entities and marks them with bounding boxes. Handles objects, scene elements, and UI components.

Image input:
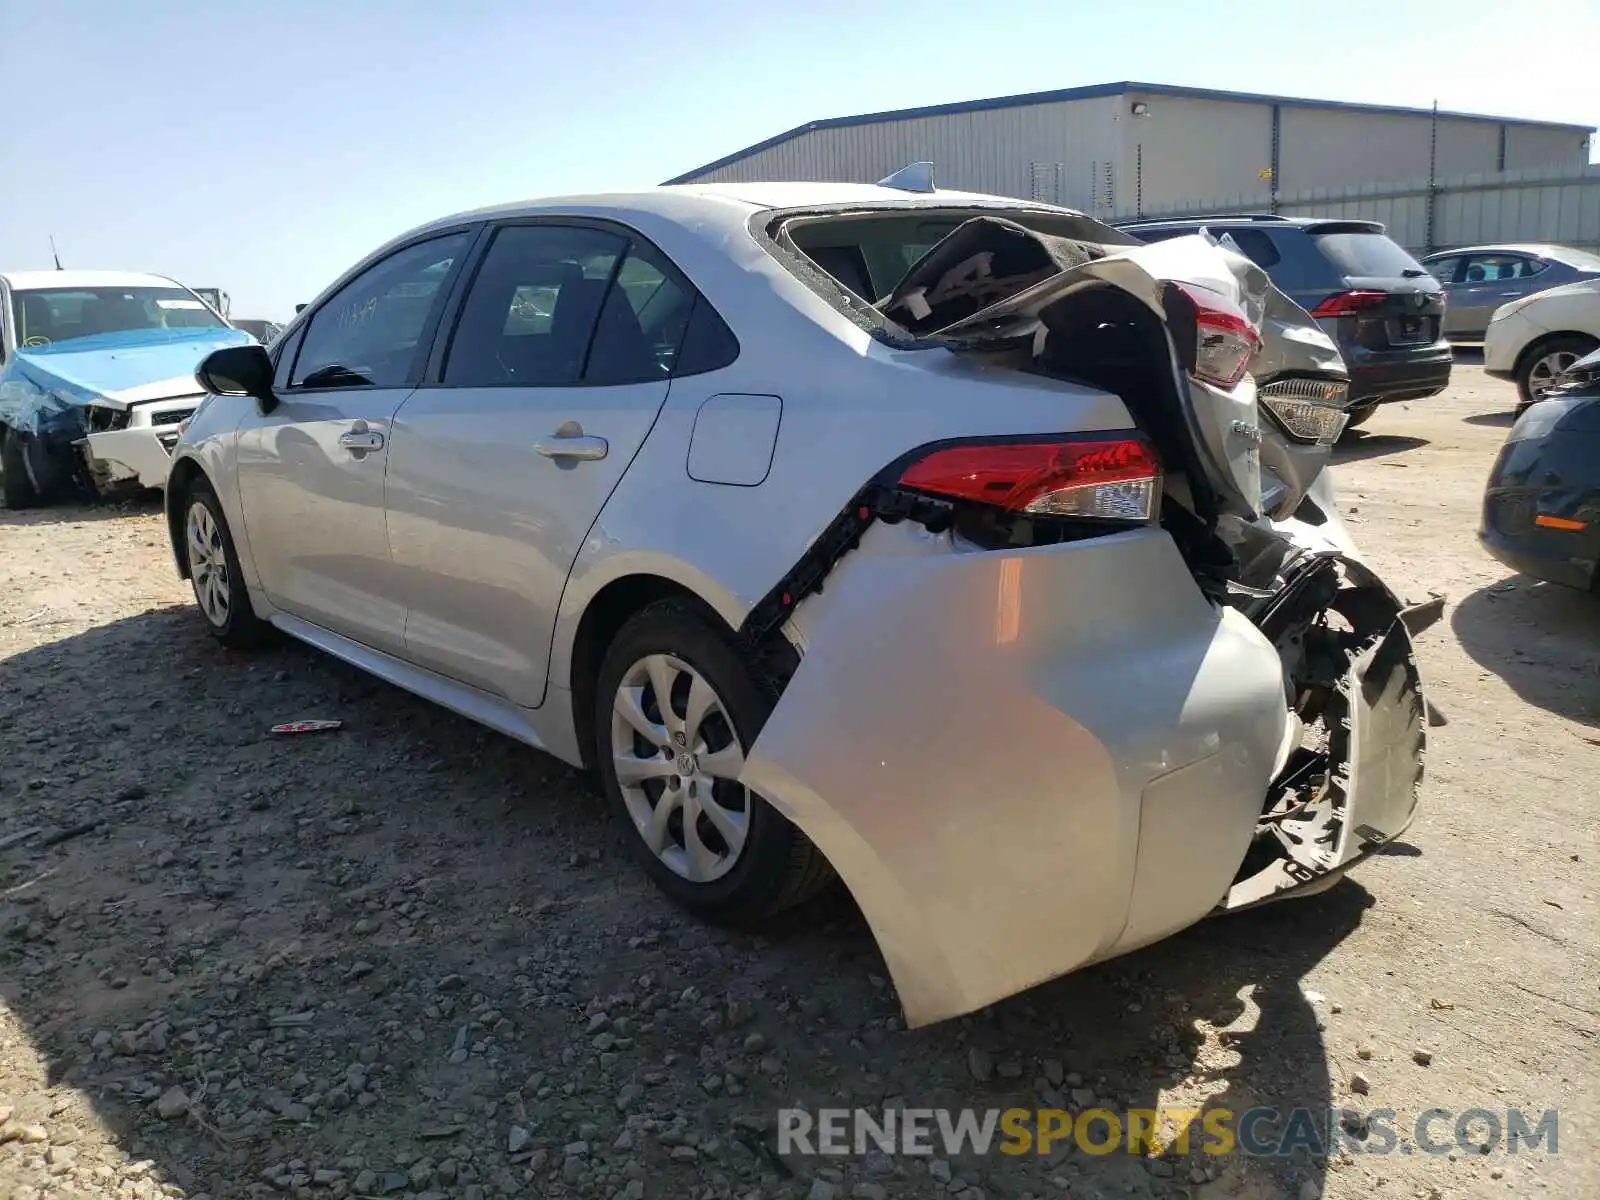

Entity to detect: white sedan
[1483,275,1600,410]
[167,182,1431,1027]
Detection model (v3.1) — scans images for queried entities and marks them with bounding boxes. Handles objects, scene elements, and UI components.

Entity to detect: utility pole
[1426,100,1439,253]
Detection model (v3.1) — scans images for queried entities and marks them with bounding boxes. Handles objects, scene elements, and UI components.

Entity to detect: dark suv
[1116,215,1451,427]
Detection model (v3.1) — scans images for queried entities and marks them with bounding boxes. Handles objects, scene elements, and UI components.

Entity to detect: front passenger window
[292,233,470,389]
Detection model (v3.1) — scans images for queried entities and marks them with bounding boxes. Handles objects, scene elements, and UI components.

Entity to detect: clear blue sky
[2,0,1594,320]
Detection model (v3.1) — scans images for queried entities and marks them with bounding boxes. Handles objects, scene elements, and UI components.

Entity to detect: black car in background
[1481,348,1600,592]
[1117,215,1450,428]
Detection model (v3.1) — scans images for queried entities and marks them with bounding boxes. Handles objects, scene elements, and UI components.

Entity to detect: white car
[1482,275,1600,410]
[168,183,1433,1028]
[0,270,254,507]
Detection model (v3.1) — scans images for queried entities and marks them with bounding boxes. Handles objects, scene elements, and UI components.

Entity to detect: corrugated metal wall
[1112,165,1600,253]
[1117,93,1275,212]
[681,94,1592,231]
[687,95,1124,210]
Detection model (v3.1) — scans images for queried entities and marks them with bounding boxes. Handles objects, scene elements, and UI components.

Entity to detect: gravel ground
[1,362,1595,1200]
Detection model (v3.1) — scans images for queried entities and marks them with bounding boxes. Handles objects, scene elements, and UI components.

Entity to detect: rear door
[382,221,696,708]
[1452,252,1548,338]
[1307,225,1445,349]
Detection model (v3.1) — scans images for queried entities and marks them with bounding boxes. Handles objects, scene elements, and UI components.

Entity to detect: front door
[235,231,473,653]
[384,222,694,707]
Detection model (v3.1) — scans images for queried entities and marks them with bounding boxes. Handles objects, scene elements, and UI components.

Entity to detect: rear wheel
[1516,335,1597,408]
[595,600,831,925]
[1343,405,1378,431]
[183,480,271,648]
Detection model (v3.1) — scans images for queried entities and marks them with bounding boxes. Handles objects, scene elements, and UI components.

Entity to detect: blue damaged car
[0,270,256,508]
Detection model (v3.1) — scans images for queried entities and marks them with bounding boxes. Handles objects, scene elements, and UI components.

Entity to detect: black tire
[1515,334,1597,409]
[1,426,43,509]
[181,479,272,649]
[1342,405,1378,431]
[594,600,832,925]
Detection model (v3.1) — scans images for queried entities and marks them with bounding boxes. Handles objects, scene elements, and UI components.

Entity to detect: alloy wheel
[186,501,231,627]
[609,653,752,883]
[1528,350,1580,398]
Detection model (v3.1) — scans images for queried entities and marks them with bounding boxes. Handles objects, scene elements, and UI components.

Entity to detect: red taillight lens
[899,436,1161,522]
[1172,282,1260,389]
[1310,289,1387,319]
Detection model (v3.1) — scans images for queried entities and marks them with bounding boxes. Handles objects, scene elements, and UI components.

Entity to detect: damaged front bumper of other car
[739,213,1438,1027]
[0,370,205,502]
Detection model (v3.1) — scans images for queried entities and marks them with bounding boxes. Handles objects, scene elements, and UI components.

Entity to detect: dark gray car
[1421,244,1600,341]
[1117,215,1450,428]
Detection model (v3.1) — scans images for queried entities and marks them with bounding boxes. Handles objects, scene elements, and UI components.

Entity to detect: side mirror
[196,344,278,413]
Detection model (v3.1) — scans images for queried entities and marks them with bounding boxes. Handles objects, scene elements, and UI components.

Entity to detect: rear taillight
[1172,282,1260,389]
[1311,289,1387,319]
[899,436,1161,522]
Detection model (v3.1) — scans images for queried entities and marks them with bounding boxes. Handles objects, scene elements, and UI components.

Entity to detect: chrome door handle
[338,430,385,452]
[535,434,608,461]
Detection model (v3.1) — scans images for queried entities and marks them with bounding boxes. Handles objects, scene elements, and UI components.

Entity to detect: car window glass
[584,245,695,385]
[1424,257,1459,284]
[445,225,681,387]
[1124,227,1192,245]
[674,296,740,376]
[292,233,470,388]
[272,325,306,390]
[1214,227,1282,268]
[1462,254,1540,283]
[1310,232,1426,279]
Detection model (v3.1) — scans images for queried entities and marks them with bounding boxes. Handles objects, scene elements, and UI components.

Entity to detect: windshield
[1311,232,1429,280]
[11,286,226,348]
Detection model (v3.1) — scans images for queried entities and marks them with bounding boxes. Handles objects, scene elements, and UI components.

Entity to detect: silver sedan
[1422,243,1600,341]
[167,183,1432,1027]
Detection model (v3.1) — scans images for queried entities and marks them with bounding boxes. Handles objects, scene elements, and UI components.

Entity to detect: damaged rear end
[735,205,1431,1025]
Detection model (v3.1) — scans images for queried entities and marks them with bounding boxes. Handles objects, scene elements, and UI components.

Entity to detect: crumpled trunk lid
[877,217,1337,525]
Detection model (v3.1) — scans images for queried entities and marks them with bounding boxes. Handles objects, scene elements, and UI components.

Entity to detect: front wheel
[2,427,43,509]
[594,600,831,925]
[183,481,271,648]
[1516,335,1597,408]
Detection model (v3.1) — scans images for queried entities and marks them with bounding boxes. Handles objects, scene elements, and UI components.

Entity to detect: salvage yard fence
[1102,164,1600,256]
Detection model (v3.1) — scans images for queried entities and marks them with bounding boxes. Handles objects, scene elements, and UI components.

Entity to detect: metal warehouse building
[666,82,1594,218]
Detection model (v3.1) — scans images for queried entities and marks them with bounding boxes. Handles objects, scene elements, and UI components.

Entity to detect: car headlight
[1259,378,1350,445]
[1490,295,1537,324]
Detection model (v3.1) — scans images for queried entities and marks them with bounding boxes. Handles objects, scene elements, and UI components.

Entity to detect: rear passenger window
[443,225,692,387]
[587,247,695,385]
[1215,227,1282,269]
[1462,254,1544,282]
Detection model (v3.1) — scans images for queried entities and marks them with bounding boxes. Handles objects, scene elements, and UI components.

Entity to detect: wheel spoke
[699,742,745,780]
[683,673,718,750]
[614,686,669,747]
[646,656,683,739]
[645,788,680,854]
[614,751,674,787]
[681,795,720,881]
[697,790,748,849]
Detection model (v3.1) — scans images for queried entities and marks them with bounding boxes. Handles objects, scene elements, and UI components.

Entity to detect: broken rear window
[758,206,1132,344]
